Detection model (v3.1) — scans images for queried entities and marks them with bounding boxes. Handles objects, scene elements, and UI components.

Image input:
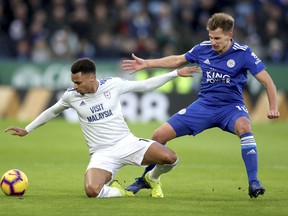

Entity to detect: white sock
[149,159,178,182]
[97,185,122,198]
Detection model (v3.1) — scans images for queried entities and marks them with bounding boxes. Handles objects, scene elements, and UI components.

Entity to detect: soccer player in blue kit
[122,12,280,198]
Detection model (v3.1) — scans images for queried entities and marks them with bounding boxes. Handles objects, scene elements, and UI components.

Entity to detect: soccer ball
[0,169,28,196]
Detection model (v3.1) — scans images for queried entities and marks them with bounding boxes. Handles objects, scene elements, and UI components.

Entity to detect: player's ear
[89,73,96,80]
[228,31,233,39]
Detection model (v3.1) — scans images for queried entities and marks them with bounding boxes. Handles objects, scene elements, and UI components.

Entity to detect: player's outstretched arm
[4,103,66,137]
[4,126,28,137]
[122,53,188,74]
[124,66,201,93]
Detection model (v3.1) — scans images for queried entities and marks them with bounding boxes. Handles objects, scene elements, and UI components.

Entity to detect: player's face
[208,28,232,54]
[71,72,95,95]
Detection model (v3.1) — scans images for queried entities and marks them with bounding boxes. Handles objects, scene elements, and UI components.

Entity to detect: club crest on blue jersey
[178,109,186,114]
[227,59,235,68]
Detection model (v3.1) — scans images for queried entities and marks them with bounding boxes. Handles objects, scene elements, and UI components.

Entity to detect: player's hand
[4,126,28,137]
[267,110,280,119]
[122,53,147,74]
[177,66,202,77]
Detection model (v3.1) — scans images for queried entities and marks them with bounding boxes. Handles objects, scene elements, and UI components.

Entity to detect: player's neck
[218,39,232,55]
[86,80,98,94]
[93,80,99,93]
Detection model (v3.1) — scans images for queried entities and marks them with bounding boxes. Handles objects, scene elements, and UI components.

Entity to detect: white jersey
[25,70,178,154]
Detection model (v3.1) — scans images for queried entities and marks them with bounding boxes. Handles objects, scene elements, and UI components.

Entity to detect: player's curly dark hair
[71,58,96,74]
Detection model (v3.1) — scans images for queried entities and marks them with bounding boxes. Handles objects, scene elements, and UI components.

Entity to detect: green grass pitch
[0,119,287,216]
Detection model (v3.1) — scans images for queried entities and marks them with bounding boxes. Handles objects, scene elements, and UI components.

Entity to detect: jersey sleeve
[184,44,201,64]
[25,91,70,133]
[244,49,266,76]
[117,70,178,94]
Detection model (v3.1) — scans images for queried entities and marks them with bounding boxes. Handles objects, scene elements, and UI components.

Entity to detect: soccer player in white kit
[4,58,200,198]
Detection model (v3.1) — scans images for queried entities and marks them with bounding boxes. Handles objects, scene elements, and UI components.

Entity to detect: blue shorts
[167,100,250,137]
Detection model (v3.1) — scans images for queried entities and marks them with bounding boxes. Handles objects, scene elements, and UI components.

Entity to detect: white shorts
[86,133,154,178]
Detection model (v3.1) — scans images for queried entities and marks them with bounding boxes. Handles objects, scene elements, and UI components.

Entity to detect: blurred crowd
[0,0,288,63]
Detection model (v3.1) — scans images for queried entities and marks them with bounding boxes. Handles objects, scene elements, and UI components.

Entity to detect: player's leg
[142,141,178,171]
[84,168,134,198]
[215,103,265,198]
[139,141,178,198]
[84,168,111,197]
[125,122,177,194]
[126,102,208,194]
[85,150,135,198]
[234,116,265,198]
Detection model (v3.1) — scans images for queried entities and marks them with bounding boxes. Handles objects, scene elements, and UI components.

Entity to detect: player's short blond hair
[206,13,234,33]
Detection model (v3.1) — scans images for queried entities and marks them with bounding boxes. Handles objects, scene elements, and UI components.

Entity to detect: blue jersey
[185,40,266,106]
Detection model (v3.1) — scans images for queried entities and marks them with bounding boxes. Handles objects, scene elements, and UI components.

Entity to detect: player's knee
[164,151,178,165]
[235,118,252,135]
[237,124,252,135]
[85,183,102,197]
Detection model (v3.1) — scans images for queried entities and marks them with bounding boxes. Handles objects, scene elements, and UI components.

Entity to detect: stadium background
[0,0,287,122]
[1,1,288,215]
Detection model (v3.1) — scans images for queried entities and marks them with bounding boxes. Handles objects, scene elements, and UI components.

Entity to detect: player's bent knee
[236,123,252,135]
[235,117,252,135]
[168,157,178,167]
[170,152,178,164]
[164,151,178,164]
[85,183,102,197]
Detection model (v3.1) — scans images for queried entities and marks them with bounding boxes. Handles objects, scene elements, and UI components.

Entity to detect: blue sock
[140,164,156,178]
[240,132,258,184]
